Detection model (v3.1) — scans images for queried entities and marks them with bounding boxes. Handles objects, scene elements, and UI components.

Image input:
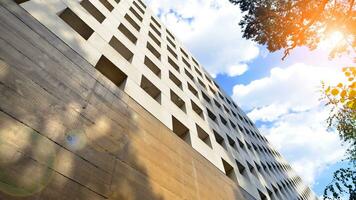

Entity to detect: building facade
[0,0,317,199]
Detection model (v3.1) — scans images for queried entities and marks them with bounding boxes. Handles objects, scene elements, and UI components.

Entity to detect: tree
[228,0,356,199]
[323,168,356,200]
[323,67,356,163]
[322,67,356,200]
[229,0,355,59]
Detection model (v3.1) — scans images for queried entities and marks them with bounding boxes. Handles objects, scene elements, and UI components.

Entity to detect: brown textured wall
[0,1,246,199]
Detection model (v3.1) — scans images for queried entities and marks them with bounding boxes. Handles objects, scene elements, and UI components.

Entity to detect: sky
[145,0,353,197]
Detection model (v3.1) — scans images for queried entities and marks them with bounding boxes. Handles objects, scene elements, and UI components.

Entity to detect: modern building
[0,0,318,199]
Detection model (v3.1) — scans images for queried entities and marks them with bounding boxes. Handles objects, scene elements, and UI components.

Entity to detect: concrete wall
[0,1,247,199]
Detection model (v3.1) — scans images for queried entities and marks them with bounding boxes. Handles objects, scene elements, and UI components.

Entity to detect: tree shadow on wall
[0,1,163,199]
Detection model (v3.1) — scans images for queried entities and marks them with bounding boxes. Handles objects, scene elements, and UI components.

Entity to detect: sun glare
[320,31,344,49]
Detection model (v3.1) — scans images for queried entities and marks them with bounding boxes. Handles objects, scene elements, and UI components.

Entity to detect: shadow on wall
[0,1,163,199]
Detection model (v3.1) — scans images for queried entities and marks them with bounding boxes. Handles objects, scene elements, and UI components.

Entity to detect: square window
[148,31,161,47]
[172,116,190,144]
[118,23,137,44]
[169,71,182,90]
[196,124,212,148]
[207,108,217,123]
[222,159,237,183]
[147,42,161,60]
[166,29,175,40]
[185,69,194,81]
[170,90,186,113]
[95,56,127,89]
[191,100,204,119]
[125,14,140,31]
[213,130,225,149]
[150,23,161,36]
[167,45,178,59]
[151,16,161,28]
[140,76,161,103]
[59,8,94,40]
[144,56,161,78]
[168,57,180,72]
[130,6,143,21]
[80,0,106,23]
[201,92,211,104]
[109,37,134,62]
[188,83,199,98]
[133,1,145,14]
[99,0,114,11]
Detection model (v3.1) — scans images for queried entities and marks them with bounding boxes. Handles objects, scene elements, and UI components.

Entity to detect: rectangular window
[130,7,143,21]
[80,0,106,23]
[201,92,211,104]
[195,67,203,77]
[150,23,161,37]
[169,71,182,90]
[170,90,186,113]
[222,159,237,183]
[227,135,238,151]
[99,0,114,11]
[209,86,216,95]
[182,57,191,69]
[167,45,178,59]
[188,83,199,98]
[218,92,224,100]
[246,142,252,151]
[237,138,245,150]
[137,0,146,8]
[196,124,212,148]
[118,24,137,44]
[95,56,127,89]
[144,56,161,78]
[191,100,204,119]
[235,160,248,179]
[148,32,161,47]
[166,29,175,40]
[147,42,161,60]
[124,14,140,31]
[109,37,134,62]
[166,36,176,48]
[224,105,230,114]
[198,78,207,89]
[192,57,199,67]
[213,130,225,149]
[59,8,94,40]
[133,1,145,14]
[184,69,194,81]
[248,162,259,178]
[214,99,221,109]
[205,75,213,84]
[151,16,161,29]
[180,48,189,58]
[168,57,180,72]
[172,116,190,144]
[15,0,29,3]
[230,120,237,130]
[140,76,161,103]
[207,108,217,123]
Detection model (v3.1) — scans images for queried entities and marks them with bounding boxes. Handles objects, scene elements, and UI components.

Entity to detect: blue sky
[146,0,353,197]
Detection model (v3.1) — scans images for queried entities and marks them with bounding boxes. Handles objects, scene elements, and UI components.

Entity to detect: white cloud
[227,63,249,77]
[233,63,347,186]
[146,0,259,77]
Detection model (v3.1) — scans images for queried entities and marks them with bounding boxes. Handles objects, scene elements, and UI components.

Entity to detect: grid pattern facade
[15,0,318,199]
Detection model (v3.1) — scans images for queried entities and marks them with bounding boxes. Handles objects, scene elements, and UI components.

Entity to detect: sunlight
[320,31,345,49]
